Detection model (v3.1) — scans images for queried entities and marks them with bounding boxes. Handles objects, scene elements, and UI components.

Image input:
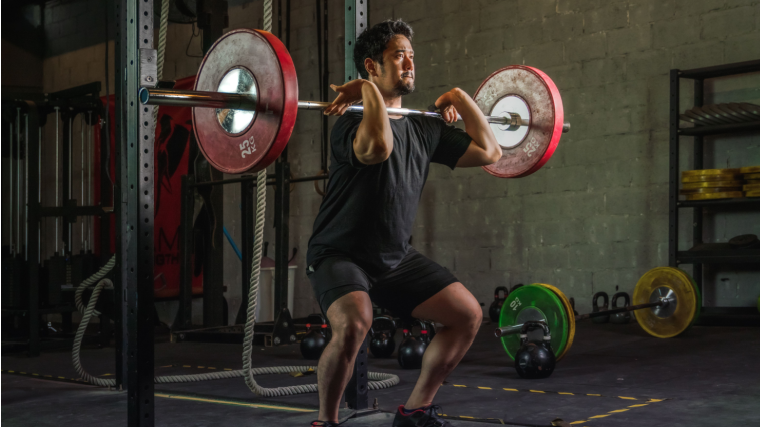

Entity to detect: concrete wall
[35,0,760,321]
[278,0,760,315]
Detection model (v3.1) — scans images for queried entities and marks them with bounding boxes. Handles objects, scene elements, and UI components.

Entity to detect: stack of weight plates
[680,168,744,200]
[679,102,760,127]
[741,166,760,198]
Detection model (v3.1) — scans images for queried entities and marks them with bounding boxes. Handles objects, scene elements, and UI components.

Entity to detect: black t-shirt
[306,112,472,276]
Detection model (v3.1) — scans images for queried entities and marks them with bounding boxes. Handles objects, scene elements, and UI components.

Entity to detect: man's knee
[441,298,482,334]
[332,317,372,349]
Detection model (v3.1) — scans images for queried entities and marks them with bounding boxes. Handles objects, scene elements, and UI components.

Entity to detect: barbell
[494,267,701,362]
[138,28,570,178]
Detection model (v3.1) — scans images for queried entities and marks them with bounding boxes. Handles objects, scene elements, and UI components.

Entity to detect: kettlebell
[419,320,436,344]
[397,320,428,369]
[514,321,555,379]
[300,314,329,360]
[510,283,524,293]
[369,316,397,358]
[611,292,632,324]
[423,321,436,343]
[592,292,610,324]
[489,286,509,322]
[569,297,579,316]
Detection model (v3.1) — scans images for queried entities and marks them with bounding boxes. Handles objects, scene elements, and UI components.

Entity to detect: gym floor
[3,319,759,427]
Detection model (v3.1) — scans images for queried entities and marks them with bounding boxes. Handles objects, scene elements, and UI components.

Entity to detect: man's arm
[354,82,393,165]
[436,88,501,167]
[323,80,394,165]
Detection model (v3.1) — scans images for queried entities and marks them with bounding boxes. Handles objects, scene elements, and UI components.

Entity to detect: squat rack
[117,0,369,424]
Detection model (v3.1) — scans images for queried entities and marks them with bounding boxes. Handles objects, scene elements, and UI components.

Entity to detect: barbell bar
[139,87,571,132]
[494,296,675,337]
[135,28,569,177]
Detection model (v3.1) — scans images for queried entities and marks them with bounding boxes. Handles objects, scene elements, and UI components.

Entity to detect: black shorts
[307,248,459,320]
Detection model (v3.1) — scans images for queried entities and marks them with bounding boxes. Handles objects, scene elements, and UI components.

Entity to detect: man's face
[370,35,415,97]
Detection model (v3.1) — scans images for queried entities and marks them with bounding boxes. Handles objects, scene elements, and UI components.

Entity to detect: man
[307,19,501,427]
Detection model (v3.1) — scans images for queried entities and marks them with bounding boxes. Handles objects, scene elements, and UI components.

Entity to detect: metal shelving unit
[668,59,760,322]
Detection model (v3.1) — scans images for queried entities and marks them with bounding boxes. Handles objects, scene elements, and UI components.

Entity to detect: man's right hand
[323,79,371,116]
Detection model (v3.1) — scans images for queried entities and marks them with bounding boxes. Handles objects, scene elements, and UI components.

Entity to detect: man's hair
[353,19,414,80]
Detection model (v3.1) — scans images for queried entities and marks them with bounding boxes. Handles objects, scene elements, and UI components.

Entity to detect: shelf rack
[668,59,760,321]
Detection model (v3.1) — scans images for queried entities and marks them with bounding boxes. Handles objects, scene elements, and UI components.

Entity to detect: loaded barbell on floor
[493,267,701,367]
[138,28,570,178]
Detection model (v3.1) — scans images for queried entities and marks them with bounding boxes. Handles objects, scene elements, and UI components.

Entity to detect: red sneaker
[392,404,453,427]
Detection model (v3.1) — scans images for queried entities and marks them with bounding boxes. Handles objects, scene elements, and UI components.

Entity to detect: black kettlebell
[369,316,397,358]
[569,297,579,316]
[397,320,428,369]
[489,286,509,322]
[510,283,524,293]
[611,292,632,324]
[419,320,436,345]
[300,314,329,360]
[592,292,610,324]
[514,321,555,379]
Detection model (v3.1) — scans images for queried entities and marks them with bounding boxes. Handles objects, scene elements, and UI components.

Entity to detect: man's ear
[364,57,379,79]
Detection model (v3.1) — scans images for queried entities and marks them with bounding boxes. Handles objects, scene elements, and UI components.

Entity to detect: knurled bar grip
[139,87,530,128]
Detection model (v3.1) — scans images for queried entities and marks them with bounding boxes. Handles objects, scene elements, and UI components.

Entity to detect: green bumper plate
[498,284,570,361]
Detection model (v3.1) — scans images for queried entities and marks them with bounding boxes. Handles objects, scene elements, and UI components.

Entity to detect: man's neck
[384,95,402,109]
[383,94,403,118]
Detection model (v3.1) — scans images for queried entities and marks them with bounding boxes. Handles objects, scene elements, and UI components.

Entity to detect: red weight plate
[475,66,564,178]
[193,29,298,174]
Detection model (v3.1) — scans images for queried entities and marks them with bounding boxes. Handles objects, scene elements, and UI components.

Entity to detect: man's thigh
[410,282,482,327]
[307,256,372,318]
[369,248,460,321]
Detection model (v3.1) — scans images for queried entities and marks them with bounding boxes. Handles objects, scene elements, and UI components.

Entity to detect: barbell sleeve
[494,323,525,337]
[139,88,259,110]
[139,87,570,132]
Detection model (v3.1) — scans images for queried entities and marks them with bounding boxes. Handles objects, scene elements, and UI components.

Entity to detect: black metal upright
[343,0,369,411]
[116,0,156,424]
[668,69,680,268]
[273,0,291,315]
[198,0,228,328]
[691,79,704,291]
[62,112,72,253]
[274,161,290,312]
[25,104,41,357]
[177,174,195,330]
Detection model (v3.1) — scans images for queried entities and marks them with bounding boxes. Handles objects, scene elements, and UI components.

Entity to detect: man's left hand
[434,89,461,124]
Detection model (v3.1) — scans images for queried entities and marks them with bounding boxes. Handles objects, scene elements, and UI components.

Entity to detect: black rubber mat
[3,321,760,426]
